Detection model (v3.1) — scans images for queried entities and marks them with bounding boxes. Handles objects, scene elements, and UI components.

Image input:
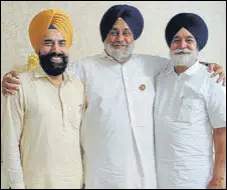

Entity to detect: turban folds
[165,13,208,51]
[100,5,144,41]
[29,9,73,52]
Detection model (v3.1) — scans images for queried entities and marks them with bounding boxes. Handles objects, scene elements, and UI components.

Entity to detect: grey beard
[104,41,135,63]
[170,49,198,67]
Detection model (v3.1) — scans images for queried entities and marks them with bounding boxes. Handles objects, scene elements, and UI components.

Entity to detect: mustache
[44,52,65,58]
[111,42,129,47]
[172,48,193,54]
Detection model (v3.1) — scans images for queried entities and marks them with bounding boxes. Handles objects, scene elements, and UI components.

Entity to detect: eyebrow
[173,35,195,40]
[111,27,131,31]
[43,39,53,43]
[43,39,66,43]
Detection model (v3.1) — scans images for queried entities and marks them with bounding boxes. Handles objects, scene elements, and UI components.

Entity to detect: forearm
[213,127,226,177]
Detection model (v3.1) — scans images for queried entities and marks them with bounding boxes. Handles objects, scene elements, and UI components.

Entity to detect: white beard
[104,41,135,63]
[170,48,198,67]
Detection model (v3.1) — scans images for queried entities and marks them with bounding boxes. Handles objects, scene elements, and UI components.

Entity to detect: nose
[178,40,187,49]
[51,43,61,54]
[116,33,125,43]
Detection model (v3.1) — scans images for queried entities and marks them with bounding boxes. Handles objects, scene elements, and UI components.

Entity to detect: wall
[1,1,226,188]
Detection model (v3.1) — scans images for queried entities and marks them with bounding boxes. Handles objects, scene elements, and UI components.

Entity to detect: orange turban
[29,9,74,53]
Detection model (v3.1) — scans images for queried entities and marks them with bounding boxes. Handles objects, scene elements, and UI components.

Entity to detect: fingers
[2,87,17,96]
[208,63,215,73]
[3,72,21,85]
[10,71,20,79]
[2,81,19,91]
[4,76,21,85]
[2,72,20,96]
[211,68,223,78]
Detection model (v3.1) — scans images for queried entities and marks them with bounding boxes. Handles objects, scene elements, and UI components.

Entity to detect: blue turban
[165,13,208,51]
[100,4,144,41]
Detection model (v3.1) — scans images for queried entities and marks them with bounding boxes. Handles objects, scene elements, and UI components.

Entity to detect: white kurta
[2,65,85,189]
[154,62,226,189]
[70,53,169,189]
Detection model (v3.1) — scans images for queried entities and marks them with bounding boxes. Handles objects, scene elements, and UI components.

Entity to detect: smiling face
[170,27,198,68]
[104,18,135,63]
[38,29,69,76]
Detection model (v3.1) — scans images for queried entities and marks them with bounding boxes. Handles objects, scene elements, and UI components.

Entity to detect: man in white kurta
[2,9,84,189]
[71,53,168,188]
[64,5,170,189]
[154,13,226,189]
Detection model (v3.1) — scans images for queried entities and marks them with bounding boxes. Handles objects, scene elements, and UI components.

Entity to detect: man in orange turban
[2,9,85,189]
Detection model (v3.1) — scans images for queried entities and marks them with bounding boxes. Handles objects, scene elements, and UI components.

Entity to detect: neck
[48,74,63,87]
[174,66,188,75]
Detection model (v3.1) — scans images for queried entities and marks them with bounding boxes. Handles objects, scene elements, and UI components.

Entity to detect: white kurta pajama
[154,62,226,189]
[2,65,85,189]
[70,53,169,189]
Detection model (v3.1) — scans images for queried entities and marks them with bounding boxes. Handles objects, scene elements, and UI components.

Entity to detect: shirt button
[139,84,146,91]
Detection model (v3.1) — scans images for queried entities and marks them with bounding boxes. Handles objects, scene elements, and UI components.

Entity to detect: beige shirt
[2,65,85,189]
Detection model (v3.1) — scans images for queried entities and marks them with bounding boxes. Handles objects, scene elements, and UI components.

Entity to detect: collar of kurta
[182,60,201,76]
[168,60,201,76]
[33,64,73,82]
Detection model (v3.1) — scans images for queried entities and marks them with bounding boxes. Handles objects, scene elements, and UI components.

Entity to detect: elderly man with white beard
[1,5,226,189]
[154,13,226,189]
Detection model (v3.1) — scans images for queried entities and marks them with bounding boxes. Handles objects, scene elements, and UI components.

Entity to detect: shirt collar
[167,60,201,76]
[183,60,201,76]
[33,64,73,83]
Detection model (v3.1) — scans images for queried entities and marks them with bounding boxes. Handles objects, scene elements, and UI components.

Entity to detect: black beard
[39,52,68,76]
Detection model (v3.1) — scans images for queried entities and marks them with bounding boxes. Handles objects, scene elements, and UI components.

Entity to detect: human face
[170,28,198,67]
[104,18,135,63]
[39,29,68,61]
[105,18,134,49]
[38,29,69,76]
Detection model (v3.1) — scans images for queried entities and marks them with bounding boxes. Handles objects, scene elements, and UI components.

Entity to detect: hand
[208,63,226,86]
[2,71,21,96]
[207,175,225,189]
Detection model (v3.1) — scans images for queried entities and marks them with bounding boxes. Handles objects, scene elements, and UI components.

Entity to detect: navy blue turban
[165,13,208,51]
[100,4,144,41]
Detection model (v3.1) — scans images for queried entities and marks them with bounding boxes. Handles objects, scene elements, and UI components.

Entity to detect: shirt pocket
[177,96,204,122]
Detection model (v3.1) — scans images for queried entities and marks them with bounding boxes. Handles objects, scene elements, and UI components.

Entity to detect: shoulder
[70,54,101,70]
[18,71,35,88]
[197,64,226,94]
[66,72,84,89]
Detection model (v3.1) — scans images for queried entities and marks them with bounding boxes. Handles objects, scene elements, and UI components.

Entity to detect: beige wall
[1,1,226,188]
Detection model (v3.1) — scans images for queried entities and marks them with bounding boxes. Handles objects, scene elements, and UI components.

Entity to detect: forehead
[174,27,195,39]
[112,18,131,31]
[43,29,65,40]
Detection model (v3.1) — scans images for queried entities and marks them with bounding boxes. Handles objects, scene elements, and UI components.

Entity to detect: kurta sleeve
[206,76,226,128]
[2,85,25,189]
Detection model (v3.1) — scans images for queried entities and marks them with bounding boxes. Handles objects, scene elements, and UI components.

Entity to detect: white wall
[1,1,226,188]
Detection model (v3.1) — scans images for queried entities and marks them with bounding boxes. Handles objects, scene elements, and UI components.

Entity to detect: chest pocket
[177,96,205,122]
